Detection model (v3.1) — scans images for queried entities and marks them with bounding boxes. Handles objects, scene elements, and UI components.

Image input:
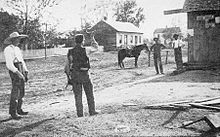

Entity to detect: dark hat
[153,37,159,41]
[173,34,179,38]
[75,34,84,44]
[4,32,28,45]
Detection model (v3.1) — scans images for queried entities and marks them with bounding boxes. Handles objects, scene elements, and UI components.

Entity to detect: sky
[1,0,187,38]
[49,0,187,38]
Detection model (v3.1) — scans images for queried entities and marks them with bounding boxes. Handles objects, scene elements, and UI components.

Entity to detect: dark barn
[165,0,220,68]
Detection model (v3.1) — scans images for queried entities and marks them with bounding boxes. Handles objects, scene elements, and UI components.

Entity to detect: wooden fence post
[165,50,169,64]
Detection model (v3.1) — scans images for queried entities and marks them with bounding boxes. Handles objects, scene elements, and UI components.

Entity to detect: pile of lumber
[144,96,220,111]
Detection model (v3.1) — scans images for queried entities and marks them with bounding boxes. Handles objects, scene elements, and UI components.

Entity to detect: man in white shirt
[4,32,28,120]
[172,34,184,70]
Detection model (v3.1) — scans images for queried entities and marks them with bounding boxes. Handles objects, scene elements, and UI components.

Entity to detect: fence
[0,47,71,63]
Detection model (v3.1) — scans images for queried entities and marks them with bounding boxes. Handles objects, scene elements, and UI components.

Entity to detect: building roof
[97,20,143,34]
[164,0,220,15]
[183,0,220,12]
[154,27,181,34]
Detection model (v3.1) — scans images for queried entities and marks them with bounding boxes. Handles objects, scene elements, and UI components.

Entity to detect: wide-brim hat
[173,34,179,38]
[4,32,28,45]
[153,37,159,41]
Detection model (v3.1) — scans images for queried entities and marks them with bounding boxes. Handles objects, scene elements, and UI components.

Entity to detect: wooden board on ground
[190,103,220,111]
[206,113,220,129]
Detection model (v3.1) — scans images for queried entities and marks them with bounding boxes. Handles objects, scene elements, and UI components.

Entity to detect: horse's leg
[135,56,138,68]
[118,52,122,68]
[122,60,125,68]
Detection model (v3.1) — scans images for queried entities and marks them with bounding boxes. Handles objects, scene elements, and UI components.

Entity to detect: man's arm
[150,44,155,51]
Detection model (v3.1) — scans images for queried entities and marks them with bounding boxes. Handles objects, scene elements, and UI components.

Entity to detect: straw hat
[4,32,28,45]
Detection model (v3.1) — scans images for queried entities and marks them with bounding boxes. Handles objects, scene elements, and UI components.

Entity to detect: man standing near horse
[4,32,29,120]
[150,37,166,74]
[67,34,99,117]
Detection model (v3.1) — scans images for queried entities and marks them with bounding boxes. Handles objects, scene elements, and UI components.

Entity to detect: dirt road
[0,51,220,137]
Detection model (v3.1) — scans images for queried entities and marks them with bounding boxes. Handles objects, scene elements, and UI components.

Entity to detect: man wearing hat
[4,32,29,119]
[172,34,184,70]
[67,34,98,117]
[150,37,166,74]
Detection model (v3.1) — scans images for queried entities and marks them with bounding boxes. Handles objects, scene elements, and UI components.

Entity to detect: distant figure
[3,32,29,120]
[67,34,99,117]
[150,38,166,74]
[172,34,184,70]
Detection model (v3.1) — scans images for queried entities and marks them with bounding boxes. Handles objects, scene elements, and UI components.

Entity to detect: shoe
[10,114,22,120]
[90,111,99,116]
[17,110,28,115]
[161,72,164,74]
[156,73,159,75]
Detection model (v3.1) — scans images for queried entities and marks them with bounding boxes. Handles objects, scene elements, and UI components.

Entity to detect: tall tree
[5,0,61,33]
[114,0,145,27]
[0,11,20,50]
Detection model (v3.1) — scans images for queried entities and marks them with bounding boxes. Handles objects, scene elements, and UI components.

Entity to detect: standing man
[172,34,184,70]
[67,34,98,117]
[150,38,166,74]
[4,32,29,120]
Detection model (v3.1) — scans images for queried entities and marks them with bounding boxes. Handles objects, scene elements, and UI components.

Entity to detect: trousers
[72,80,96,117]
[9,62,25,115]
[153,54,163,74]
[174,47,183,70]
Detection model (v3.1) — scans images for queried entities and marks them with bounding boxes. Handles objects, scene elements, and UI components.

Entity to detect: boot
[10,113,22,120]
[17,99,28,115]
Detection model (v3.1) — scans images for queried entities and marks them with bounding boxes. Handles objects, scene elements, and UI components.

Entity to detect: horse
[118,43,149,68]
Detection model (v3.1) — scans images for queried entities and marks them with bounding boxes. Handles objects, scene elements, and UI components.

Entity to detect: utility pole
[43,23,48,59]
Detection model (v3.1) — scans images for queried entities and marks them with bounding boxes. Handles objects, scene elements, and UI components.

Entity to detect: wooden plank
[206,113,220,128]
[194,96,220,103]
[199,98,220,106]
[190,103,220,111]
[146,100,193,107]
[164,9,184,15]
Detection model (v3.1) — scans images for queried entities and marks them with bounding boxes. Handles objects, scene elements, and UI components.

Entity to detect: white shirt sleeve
[15,47,28,72]
[4,46,18,73]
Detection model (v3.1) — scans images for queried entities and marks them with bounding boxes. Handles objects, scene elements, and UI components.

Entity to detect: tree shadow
[161,110,182,126]
[0,118,54,137]
[0,117,13,123]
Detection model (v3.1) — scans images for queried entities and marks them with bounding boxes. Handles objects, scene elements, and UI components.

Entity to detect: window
[139,36,141,43]
[135,36,138,44]
[124,35,128,45]
[119,35,122,44]
[130,35,133,43]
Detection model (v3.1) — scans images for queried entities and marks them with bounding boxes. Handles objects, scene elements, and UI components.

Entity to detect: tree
[80,0,116,28]
[114,0,145,27]
[5,0,61,33]
[0,11,20,51]
[3,0,62,49]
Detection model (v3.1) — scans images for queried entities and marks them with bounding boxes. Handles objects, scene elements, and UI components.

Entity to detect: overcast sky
[1,0,187,38]
[50,0,187,38]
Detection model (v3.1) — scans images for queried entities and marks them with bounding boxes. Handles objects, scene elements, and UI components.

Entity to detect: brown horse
[118,43,149,68]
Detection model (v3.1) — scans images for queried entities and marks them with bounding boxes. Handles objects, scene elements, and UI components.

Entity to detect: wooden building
[164,0,220,67]
[91,20,144,51]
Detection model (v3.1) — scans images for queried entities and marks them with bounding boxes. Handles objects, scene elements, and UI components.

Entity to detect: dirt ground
[0,50,220,137]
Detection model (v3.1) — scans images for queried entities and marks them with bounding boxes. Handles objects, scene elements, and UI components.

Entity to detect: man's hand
[15,71,25,81]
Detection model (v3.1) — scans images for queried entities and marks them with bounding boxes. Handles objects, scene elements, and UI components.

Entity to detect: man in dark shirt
[150,38,166,74]
[67,34,98,117]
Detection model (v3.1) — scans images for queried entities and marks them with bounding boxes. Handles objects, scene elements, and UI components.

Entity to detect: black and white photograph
[0,0,220,136]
